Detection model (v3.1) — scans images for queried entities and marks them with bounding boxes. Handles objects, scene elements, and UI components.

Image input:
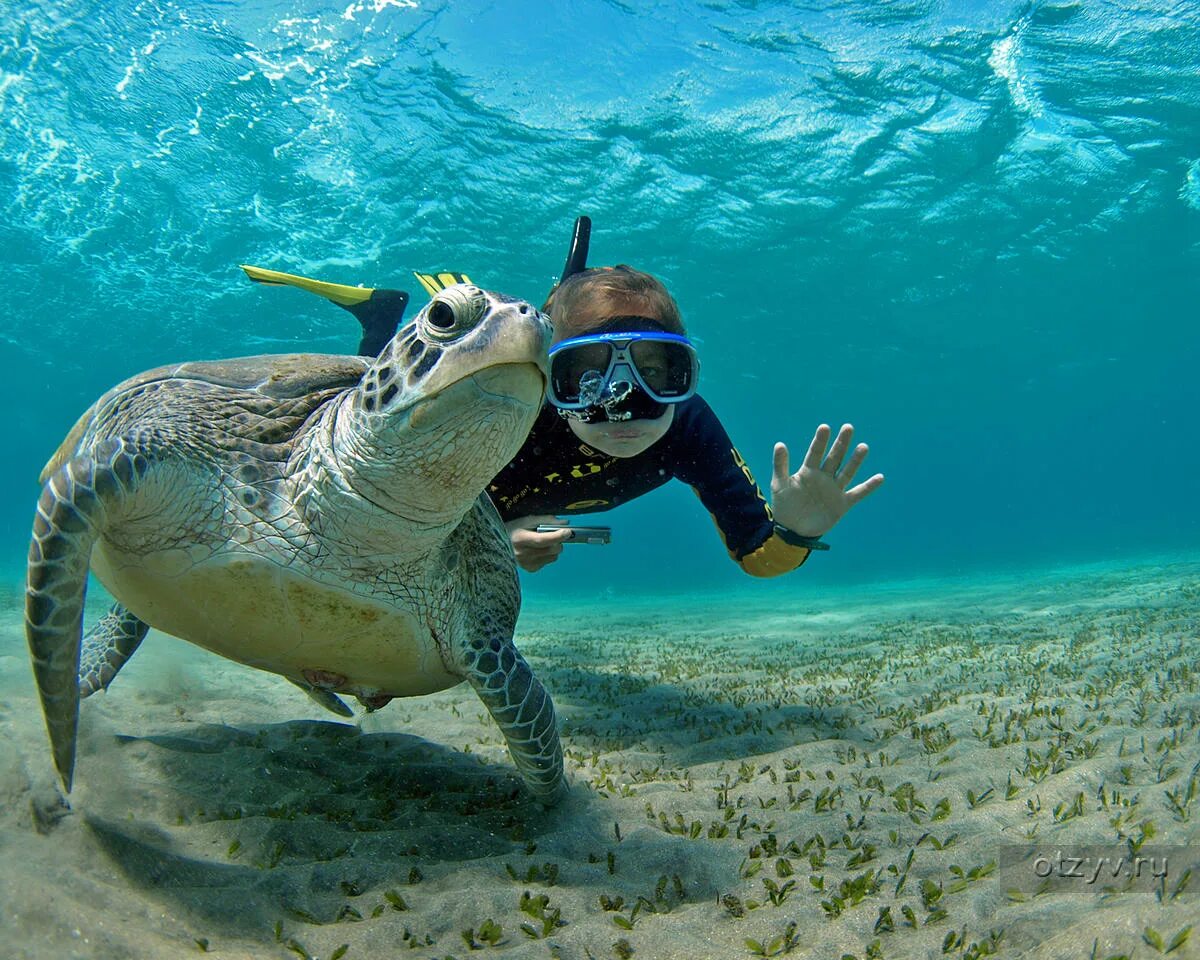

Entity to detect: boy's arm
[671,398,813,578]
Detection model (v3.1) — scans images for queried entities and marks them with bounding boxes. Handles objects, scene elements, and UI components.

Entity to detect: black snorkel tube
[561,215,591,281]
[545,215,592,310]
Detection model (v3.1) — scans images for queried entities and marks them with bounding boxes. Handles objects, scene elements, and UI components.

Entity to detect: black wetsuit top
[489,394,797,568]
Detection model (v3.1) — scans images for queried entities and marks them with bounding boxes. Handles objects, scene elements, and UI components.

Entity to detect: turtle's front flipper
[462,636,566,805]
[289,679,354,718]
[80,602,150,698]
[26,442,146,792]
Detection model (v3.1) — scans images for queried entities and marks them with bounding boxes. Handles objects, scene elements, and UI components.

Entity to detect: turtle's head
[339,284,551,523]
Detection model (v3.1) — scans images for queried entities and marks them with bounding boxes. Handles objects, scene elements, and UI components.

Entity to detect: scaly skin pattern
[26,287,567,804]
[78,601,149,697]
[452,500,566,804]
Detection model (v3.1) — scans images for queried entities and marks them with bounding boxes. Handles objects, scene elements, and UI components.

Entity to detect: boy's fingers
[530,517,573,541]
[802,424,830,471]
[531,531,571,550]
[772,442,790,483]
[846,473,885,504]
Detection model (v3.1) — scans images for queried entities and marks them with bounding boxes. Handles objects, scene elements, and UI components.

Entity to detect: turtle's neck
[291,395,472,559]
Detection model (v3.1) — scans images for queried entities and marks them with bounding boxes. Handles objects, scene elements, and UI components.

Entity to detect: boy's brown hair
[543,265,685,339]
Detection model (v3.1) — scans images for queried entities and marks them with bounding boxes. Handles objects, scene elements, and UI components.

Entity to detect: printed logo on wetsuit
[731,447,772,515]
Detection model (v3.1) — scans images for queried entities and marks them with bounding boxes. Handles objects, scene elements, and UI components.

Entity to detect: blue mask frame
[547,331,699,411]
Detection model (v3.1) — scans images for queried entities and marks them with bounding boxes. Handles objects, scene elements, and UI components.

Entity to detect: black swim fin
[240,264,410,358]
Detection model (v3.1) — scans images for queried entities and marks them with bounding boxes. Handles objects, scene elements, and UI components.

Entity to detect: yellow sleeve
[736,532,811,578]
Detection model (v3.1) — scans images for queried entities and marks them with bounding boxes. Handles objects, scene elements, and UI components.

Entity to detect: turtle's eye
[424,284,486,340]
[428,301,455,330]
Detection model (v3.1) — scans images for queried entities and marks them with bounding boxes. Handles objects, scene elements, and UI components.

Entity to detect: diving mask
[548,328,699,424]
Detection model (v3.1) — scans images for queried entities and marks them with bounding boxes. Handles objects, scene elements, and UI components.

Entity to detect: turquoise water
[1,0,1197,595]
[2,10,1199,957]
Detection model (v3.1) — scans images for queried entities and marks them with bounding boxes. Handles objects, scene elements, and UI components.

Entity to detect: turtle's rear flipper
[240,264,410,358]
[27,440,149,793]
[80,602,149,697]
[289,679,354,718]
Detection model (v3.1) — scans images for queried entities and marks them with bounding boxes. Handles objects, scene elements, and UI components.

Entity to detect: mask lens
[550,342,613,404]
[630,340,694,399]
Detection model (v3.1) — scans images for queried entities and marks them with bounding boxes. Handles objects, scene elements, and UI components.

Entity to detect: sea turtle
[24,282,566,804]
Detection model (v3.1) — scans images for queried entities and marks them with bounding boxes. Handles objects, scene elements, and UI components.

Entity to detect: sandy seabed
[0,558,1197,960]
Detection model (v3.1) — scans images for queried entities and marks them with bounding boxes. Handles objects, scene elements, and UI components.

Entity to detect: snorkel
[559,215,592,285]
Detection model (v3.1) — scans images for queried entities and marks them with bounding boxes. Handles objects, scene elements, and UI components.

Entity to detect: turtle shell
[41,354,369,482]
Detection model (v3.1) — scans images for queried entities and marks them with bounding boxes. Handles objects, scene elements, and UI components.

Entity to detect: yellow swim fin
[240,264,376,306]
[240,264,410,357]
[413,271,474,297]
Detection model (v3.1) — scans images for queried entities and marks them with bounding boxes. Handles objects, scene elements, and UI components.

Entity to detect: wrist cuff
[774,523,830,551]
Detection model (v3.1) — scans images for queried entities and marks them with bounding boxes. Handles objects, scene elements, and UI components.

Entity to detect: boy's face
[556,292,676,457]
[566,405,675,458]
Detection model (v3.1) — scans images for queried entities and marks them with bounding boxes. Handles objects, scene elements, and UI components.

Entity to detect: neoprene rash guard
[488,395,811,577]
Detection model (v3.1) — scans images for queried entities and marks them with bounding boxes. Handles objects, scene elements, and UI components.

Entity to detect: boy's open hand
[769,424,884,539]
